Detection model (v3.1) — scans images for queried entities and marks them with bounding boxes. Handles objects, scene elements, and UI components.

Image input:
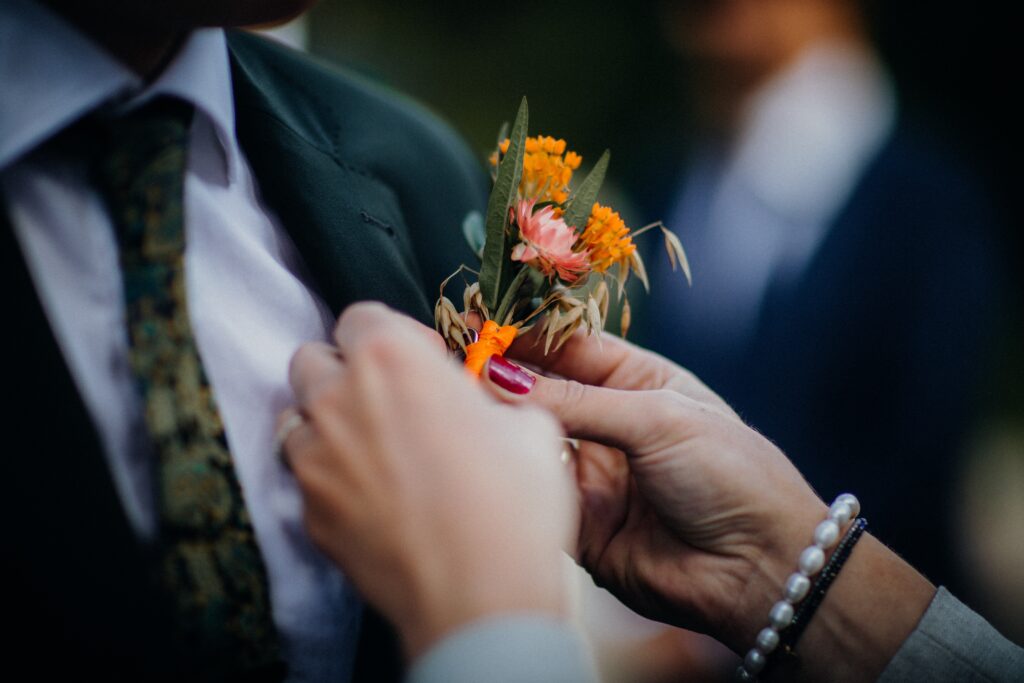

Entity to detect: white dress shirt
[0,2,361,680]
[663,41,897,350]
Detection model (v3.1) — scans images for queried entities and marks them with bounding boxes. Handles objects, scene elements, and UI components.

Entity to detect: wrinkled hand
[482,329,827,650]
[281,303,576,659]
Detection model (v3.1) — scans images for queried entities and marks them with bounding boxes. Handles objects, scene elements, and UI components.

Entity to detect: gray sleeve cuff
[879,586,1024,682]
[406,615,598,683]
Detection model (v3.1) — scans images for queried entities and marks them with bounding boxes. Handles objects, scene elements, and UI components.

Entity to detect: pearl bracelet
[735,493,861,682]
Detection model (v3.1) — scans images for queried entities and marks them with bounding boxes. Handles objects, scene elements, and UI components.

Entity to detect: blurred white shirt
[0,1,361,680]
[667,41,897,348]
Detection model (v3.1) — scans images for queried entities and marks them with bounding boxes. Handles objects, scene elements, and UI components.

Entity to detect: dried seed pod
[544,307,562,354]
[630,251,649,293]
[434,297,449,335]
[435,296,468,352]
[586,295,603,337]
[543,298,584,352]
[615,259,630,299]
[661,226,692,284]
[594,279,610,321]
[466,282,490,320]
[620,298,632,339]
[552,317,582,352]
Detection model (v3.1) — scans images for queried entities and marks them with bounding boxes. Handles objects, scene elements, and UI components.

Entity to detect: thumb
[482,355,667,453]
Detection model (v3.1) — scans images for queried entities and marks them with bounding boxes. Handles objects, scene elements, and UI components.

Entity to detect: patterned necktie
[89,97,282,678]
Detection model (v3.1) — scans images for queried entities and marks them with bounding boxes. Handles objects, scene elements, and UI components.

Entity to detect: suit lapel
[228,37,412,682]
[1,199,178,673]
[228,42,432,325]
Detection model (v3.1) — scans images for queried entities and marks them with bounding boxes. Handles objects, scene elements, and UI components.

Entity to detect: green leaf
[461,211,485,258]
[494,266,532,325]
[527,268,547,296]
[562,149,610,230]
[480,97,529,310]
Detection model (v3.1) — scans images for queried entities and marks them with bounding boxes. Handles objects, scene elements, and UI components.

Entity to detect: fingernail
[487,355,535,394]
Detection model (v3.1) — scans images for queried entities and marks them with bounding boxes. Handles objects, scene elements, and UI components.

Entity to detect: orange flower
[494,135,582,205]
[579,203,636,273]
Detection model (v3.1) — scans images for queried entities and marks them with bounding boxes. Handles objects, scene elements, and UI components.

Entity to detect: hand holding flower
[479,329,935,682]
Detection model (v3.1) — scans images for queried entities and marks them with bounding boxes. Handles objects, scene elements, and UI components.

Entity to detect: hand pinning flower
[437,97,690,375]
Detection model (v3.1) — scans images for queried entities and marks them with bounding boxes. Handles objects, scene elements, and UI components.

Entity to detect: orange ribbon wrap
[464,320,518,376]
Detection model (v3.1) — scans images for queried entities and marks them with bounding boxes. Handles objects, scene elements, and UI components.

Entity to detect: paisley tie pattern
[91,97,282,678]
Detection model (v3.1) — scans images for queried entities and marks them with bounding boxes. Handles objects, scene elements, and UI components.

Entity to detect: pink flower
[510,200,590,282]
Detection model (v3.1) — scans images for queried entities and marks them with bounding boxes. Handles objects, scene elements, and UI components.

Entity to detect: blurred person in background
[638,0,1003,603]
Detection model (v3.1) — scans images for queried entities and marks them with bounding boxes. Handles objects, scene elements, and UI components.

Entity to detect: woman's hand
[483,329,935,681]
[483,329,832,648]
[280,303,577,659]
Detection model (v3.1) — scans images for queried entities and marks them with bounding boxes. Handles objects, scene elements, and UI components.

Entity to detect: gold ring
[560,438,579,465]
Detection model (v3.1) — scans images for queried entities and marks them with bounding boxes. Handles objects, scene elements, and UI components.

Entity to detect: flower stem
[494,267,531,324]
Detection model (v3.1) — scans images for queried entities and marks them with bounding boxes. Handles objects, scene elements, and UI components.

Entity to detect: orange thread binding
[464,320,518,376]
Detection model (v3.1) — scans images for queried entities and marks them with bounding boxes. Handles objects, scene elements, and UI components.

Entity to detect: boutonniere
[435,98,690,374]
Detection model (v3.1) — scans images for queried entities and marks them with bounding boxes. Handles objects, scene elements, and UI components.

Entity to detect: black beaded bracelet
[780,517,868,653]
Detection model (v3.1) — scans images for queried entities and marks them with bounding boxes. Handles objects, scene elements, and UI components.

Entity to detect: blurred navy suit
[639,113,1002,591]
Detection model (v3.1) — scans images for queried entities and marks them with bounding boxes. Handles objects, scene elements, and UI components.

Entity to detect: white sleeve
[406,615,599,683]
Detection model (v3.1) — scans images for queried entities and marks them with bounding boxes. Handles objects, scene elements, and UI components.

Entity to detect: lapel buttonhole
[359,210,395,237]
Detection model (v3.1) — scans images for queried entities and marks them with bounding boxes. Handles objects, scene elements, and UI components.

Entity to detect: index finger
[333,302,448,358]
[509,326,669,391]
[509,326,731,411]
[289,342,344,405]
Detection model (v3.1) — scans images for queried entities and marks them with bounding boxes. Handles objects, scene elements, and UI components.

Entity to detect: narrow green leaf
[494,266,532,326]
[563,150,610,230]
[480,97,529,310]
[461,211,485,258]
[527,268,547,295]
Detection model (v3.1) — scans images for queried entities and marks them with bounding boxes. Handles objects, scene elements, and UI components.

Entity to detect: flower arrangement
[435,98,690,374]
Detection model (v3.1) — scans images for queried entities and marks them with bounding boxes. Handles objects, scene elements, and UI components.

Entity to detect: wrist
[769,534,934,682]
[716,499,830,653]
[396,552,570,660]
[716,494,935,683]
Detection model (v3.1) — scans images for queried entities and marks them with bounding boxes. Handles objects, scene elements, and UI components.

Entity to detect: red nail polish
[487,355,535,394]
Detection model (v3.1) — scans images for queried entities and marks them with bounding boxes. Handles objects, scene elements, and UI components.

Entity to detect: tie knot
[93,95,194,186]
[86,96,195,263]
[101,96,194,155]
[49,95,194,165]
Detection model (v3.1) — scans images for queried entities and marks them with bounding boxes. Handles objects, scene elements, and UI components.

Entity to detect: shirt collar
[725,40,897,230]
[130,29,239,183]
[0,0,238,183]
[0,0,135,169]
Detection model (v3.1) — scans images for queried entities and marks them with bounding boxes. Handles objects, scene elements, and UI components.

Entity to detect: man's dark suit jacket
[637,119,1004,593]
[1,31,486,681]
